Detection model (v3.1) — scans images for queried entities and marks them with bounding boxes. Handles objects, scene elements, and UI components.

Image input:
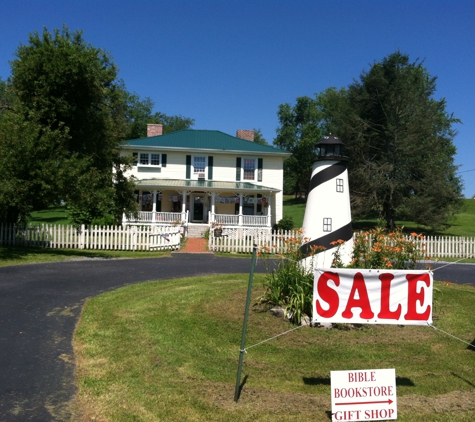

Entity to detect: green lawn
[73,274,475,421]
[28,205,72,225]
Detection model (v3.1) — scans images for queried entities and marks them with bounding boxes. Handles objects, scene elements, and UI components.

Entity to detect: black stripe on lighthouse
[308,162,346,194]
[300,222,353,257]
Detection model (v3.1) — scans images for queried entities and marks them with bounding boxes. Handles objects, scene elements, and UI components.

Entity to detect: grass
[29,205,72,225]
[0,246,171,267]
[73,274,475,421]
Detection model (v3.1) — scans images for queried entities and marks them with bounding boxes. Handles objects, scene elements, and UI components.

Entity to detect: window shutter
[236,157,241,181]
[132,152,138,166]
[162,154,167,167]
[258,158,263,182]
[208,156,213,180]
[186,155,191,179]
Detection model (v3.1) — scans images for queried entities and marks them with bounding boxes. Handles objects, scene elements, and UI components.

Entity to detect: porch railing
[242,215,269,226]
[123,211,188,225]
[209,213,271,227]
[213,213,239,226]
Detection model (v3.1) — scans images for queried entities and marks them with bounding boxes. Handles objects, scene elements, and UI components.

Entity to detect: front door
[193,195,204,221]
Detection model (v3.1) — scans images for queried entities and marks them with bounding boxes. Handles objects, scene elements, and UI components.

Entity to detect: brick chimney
[236,129,254,142]
[147,124,163,137]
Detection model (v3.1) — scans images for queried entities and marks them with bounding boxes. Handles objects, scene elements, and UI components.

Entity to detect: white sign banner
[331,369,397,421]
[313,269,433,325]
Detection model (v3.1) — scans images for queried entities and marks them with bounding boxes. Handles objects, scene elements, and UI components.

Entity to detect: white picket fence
[0,223,181,251]
[209,229,475,259]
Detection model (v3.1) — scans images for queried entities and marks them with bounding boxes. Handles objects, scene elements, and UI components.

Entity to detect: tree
[1,26,137,224]
[121,91,194,140]
[252,128,268,145]
[324,52,463,230]
[274,97,323,197]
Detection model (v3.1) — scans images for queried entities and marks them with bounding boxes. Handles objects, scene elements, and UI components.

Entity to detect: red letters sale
[313,269,433,325]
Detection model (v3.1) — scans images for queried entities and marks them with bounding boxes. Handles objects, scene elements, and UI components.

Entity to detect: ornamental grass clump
[346,227,429,270]
[257,231,323,324]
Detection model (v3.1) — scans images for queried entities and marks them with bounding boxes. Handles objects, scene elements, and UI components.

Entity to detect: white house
[121,125,291,233]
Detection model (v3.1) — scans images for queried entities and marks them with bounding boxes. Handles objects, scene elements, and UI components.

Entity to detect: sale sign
[331,369,397,421]
[313,269,433,325]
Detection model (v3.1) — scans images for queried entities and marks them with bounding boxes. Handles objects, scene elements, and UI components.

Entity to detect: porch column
[267,194,272,227]
[152,190,157,221]
[239,193,243,226]
[211,192,216,225]
[181,191,188,222]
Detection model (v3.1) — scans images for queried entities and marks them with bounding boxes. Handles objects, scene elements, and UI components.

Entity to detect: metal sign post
[234,244,258,402]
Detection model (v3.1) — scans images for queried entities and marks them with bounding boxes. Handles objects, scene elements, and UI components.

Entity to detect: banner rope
[241,324,304,353]
[430,256,474,271]
[428,323,475,349]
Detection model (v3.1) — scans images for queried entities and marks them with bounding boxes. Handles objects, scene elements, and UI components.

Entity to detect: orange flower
[410,232,418,237]
[385,261,393,268]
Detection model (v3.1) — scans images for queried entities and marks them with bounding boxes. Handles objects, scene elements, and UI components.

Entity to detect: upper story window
[133,152,167,167]
[193,156,206,175]
[139,153,160,166]
[236,157,263,182]
[243,158,256,180]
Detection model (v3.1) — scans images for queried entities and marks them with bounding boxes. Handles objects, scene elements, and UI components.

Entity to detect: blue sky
[1,0,474,197]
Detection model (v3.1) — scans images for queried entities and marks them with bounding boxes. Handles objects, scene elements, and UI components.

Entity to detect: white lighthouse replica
[300,134,353,269]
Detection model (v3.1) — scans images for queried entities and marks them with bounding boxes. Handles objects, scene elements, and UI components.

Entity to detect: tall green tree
[1,26,138,224]
[252,128,268,145]
[323,52,463,230]
[121,91,194,140]
[274,97,323,196]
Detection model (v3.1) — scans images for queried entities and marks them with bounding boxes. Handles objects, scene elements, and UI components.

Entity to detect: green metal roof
[135,179,279,192]
[122,129,290,155]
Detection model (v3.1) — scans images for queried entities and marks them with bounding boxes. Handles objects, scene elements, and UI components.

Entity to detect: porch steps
[187,224,209,238]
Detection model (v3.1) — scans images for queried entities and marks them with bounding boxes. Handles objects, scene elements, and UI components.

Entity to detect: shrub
[277,216,294,231]
[342,227,428,269]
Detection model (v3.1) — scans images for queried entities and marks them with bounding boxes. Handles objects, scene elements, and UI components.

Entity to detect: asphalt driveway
[0,255,473,421]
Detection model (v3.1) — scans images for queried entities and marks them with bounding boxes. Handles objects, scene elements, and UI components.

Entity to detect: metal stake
[234,244,258,402]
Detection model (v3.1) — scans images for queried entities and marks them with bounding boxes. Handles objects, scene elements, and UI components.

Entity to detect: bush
[277,216,294,231]
[339,227,428,269]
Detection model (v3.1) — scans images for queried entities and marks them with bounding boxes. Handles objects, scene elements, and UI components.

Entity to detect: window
[243,158,256,180]
[323,218,332,232]
[138,152,161,166]
[336,178,344,193]
[193,156,206,174]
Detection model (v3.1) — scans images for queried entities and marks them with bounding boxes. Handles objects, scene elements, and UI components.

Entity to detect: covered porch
[123,179,279,228]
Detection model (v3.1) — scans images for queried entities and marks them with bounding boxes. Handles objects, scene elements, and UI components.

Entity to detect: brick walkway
[180,237,209,253]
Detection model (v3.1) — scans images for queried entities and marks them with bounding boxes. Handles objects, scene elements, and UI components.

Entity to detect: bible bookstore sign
[331,369,397,421]
[313,269,433,325]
